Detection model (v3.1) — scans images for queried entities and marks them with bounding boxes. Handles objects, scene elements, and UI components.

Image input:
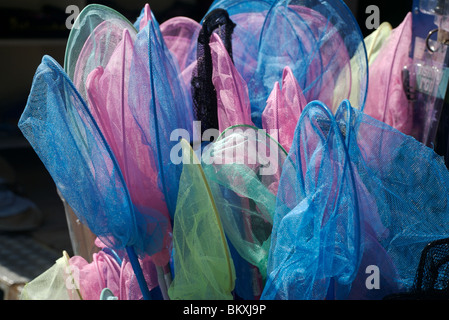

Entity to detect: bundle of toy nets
[18,0,449,300]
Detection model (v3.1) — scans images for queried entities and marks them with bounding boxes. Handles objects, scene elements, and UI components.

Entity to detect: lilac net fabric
[364,12,413,135]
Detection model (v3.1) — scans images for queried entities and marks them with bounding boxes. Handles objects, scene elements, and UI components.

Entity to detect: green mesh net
[168,139,236,300]
[202,125,288,280]
[20,251,82,300]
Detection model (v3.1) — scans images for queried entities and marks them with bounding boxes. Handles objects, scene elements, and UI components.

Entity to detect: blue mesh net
[204,0,368,127]
[134,6,146,30]
[64,4,137,90]
[340,100,449,293]
[262,100,362,300]
[127,15,194,220]
[262,99,449,300]
[19,56,139,252]
[17,55,160,299]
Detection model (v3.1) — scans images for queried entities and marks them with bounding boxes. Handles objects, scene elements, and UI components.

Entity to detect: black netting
[413,238,449,296]
[385,238,449,299]
[191,8,236,136]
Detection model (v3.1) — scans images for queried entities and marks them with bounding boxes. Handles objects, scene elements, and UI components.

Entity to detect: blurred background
[0,0,412,299]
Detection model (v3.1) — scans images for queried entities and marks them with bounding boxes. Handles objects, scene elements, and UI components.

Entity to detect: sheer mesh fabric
[202,125,287,283]
[160,16,201,74]
[413,238,449,297]
[191,8,236,136]
[364,12,413,136]
[69,248,159,300]
[64,4,142,100]
[83,20,171,267]
[261,66,308,152]
[160,16,201,108]
[128,12,194,221]
[18,55,156,299]
[20,253,81,300]
[21,247,160,300]
[20,1,447,301]
[334,21,392,108]
[209,33,253,132]
[344,100,449,291]
[205,0,368,127]
[168,139,236,300]
[262,101,362,300]
[209,30,307,153]
[19,56,135,252]
[262,99,449,299]
[385,238,449,299]
[363,22,392,65]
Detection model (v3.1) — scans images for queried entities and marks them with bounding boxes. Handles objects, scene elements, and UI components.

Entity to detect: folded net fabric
[334,101,404,299]
[168,139,235,300]
[160,16,201,109]
[161,2,321,150]
[160,16,200,75]
[342,99,449,293]
[204,0,276,99]
[21,246,159,300]
[69,246,159,300]
[20,252,81,300]
[262,101,362,300]
[413,238,449,296]
[64,4,144,97]
[84,23,171,267]
[261,66,308,153]
[384,237,449,299]
[65,4,173,268]
[69,250,121,300]
[133,3,156,32]
[210,33,254,132]
[364,22,393,66]
[64,4,177,297]
[364,12,412,136]
[210,29,307,153]
[128,12,194,222]
[68,7,137,101]
[262,98,449,299]
[18,55,155,299]
[202,125,287,293]
[335,21,392,108]
[206,0,273,123]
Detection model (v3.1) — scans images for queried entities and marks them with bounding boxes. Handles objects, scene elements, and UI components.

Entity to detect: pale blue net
[18,55,157,299]
[203,0,368,127]
[262,99,449,300]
